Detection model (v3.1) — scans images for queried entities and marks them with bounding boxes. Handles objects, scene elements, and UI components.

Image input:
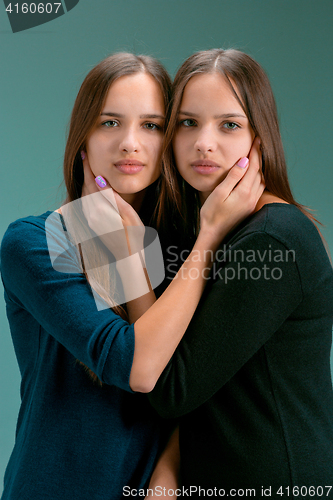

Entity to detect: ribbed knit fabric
[149,204,333,498]
[0,212,167,500]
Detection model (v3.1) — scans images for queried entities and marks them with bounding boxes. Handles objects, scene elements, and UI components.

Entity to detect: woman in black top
[148,49,333,497]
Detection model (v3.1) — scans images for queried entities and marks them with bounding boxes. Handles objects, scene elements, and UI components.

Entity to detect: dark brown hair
[163,48,318,235]
[64,52,174,229]
[62,53,174,384]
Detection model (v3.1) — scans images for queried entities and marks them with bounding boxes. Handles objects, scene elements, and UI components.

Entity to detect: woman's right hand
[199,137,264,247]
[81,154,145,261]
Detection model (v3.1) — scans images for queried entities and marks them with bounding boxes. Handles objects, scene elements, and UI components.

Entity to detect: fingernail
[95,175,107,188]
[81,151,86,160]
[237,157,249,169]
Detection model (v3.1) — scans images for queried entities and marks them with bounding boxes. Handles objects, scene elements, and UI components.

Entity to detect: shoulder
[234,203,321,250]
[2,211,52,238]
[1,211,56,260]
[224,203,331,267]
[0,211,78,284]
[226,203,332,288]
[1,212,52,252]
[255,203,323,253]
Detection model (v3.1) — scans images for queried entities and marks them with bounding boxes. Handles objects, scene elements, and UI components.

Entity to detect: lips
[190,159,220,174]
[114,159,145,174]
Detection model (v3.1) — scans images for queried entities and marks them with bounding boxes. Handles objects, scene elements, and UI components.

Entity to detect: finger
[81,153,121,216]
[111,190,140,220]
[82,154,117,206]
[233,137,262,193]
[97,187,120,215]
[247,137,261,175]
[82,151,113,193]
[249,172,265,206]
[257,179,266,199]
[212,158,250,201]
[110,190,144,227]
[82,153,99,197]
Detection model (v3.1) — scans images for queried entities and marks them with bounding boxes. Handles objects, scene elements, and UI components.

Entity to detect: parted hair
[64,52,175,228]
[163,48,318,236]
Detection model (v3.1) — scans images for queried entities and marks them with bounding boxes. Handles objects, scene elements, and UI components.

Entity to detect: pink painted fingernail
[81,151,86,160]
[237,157,249,169]
[95,175,107,188]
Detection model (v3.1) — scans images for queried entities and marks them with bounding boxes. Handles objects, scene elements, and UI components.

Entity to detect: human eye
[101,120,119,128]
[143,122,161,131]
[222,122,239,131]
[179,118,197,127]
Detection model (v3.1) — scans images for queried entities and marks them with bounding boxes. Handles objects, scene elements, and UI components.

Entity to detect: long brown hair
[62,53,173,384]
[64,52,174,229]
[163,48,319,236]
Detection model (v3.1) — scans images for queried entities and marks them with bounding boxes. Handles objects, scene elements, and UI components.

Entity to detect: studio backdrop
[0,0,332,493]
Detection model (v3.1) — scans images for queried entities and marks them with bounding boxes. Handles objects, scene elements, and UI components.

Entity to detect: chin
[112,178,156,195]
[184,177,221,194]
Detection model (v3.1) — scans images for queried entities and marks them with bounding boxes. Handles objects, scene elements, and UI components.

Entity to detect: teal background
[0,0,332,492]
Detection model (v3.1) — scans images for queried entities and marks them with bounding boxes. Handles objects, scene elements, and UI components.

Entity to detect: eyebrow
[100,112,165,119]
[179,110,247,119]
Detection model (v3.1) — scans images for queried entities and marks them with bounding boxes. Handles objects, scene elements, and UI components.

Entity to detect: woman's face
[173,73,255,201]
[86,72,165,197]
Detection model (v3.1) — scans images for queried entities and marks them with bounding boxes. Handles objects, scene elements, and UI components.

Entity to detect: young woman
[0,52,263,499]
[148,49,333,495]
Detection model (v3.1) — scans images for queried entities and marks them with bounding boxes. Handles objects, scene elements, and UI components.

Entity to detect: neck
[119,189,147,212]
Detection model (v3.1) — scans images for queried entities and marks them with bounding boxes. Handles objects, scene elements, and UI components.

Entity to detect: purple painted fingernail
[81,151,86,160]
[237,157,249,169]
[95,175,107,188]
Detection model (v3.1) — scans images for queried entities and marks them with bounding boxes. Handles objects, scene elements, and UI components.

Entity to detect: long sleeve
[0,213,173,498]
[1,215,135,391]
[149,230,303,418]
[149,204,333,490]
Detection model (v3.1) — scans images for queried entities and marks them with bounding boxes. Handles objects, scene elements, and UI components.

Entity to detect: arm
[0,217,136,391]
[80,139,265,392]
[80,163,157,324]
[148,231,303,418]
[145,427,180,499]
[1,145,263,394]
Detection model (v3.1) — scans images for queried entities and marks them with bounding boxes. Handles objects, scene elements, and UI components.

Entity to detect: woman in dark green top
[0,51,264,499]
[149,49,333,497]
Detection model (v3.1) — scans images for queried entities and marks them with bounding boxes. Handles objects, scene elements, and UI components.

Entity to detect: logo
[4,0,80,33]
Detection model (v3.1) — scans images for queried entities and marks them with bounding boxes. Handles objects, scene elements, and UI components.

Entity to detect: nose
[194,126,216,154]
[119,127,140,153]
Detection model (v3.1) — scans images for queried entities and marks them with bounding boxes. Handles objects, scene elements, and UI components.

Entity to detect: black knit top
[149,204,333,498]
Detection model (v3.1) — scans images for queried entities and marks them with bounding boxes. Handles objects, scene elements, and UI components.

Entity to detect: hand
[81,154,145,261]
[144,427,180,499]
[199,137,265,245]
